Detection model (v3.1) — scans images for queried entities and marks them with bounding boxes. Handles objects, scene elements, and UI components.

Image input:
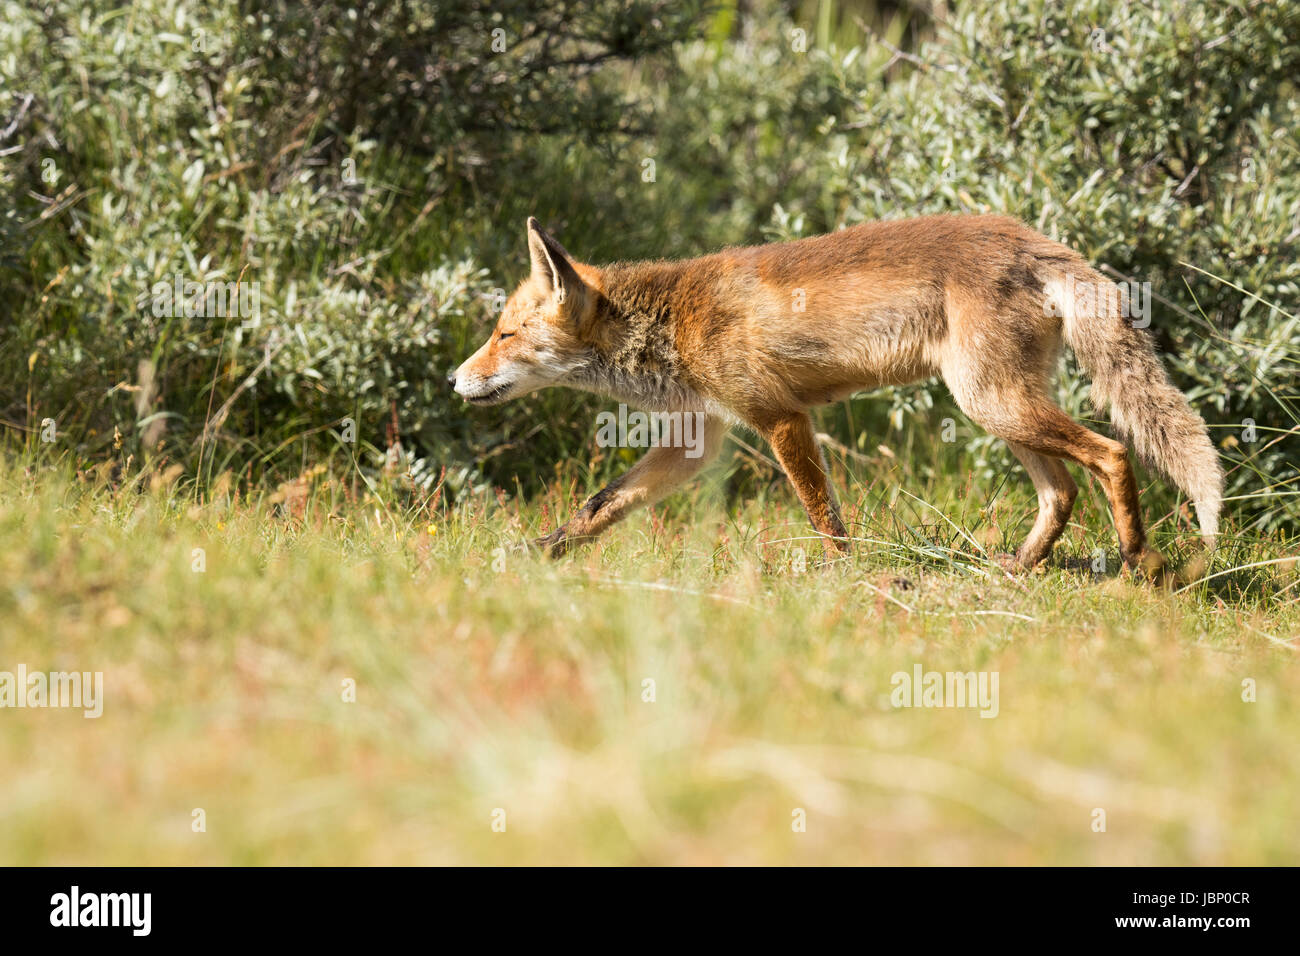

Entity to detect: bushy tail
[1048,267,1224,545]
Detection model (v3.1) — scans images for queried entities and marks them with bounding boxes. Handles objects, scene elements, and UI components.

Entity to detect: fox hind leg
[1005,440,1077,568]
[956,389,1158,572]
[1008,406,1151,570]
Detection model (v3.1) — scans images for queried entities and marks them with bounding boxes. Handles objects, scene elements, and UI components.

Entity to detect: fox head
[450,218,595,405]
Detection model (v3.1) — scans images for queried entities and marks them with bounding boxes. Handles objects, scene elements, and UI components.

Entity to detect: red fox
[451,215,1223,572]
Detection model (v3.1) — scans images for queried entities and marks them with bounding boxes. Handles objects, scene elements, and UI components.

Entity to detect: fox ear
[527,217,584,305]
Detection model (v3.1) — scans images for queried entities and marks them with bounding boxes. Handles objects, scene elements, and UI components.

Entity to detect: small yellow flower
[426,524,437,537]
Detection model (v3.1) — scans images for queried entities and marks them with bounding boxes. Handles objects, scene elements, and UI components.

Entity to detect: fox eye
[498,331,515,341]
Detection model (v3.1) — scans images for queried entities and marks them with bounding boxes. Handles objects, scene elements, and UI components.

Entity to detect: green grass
[1,454,1297,865]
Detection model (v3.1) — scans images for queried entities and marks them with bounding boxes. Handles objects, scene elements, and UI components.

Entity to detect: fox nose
[446,371,457,389]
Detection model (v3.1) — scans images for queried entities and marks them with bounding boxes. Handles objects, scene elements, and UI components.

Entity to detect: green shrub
[2,0,1295,531]
[0,0,704,490]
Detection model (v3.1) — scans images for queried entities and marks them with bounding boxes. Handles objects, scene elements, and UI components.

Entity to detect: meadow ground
[1,454,1296,865]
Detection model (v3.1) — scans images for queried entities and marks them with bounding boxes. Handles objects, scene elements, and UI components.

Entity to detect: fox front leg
[761,412,851,553]
[533,415,729,557]
[533,478,626,557]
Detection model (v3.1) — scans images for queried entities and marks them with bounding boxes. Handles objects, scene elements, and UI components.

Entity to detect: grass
[5,0,1297,867]
[0,451,1297,865]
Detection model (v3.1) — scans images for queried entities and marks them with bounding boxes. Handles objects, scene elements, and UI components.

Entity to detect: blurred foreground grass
[0,458,1297,865]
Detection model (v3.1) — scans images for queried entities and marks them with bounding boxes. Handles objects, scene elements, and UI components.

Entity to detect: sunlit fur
[453,215,1223,572]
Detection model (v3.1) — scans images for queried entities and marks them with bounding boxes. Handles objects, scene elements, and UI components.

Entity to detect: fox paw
[530,528,572,558]
[992,552,1019,572]
[1125,547,1170,585]
[990,551,1050,575]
